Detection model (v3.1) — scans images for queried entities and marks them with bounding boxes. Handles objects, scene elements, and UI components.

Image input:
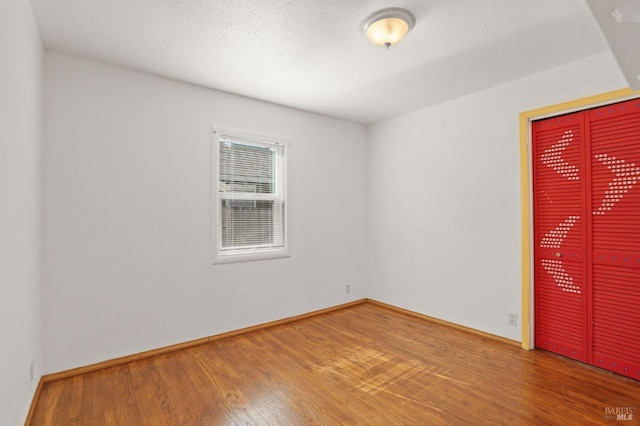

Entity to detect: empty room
[3,0,640,424]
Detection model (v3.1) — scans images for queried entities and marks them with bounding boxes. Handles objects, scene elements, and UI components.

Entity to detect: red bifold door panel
[533,98,640,381]
[588,101,640,379]
[533,111,588,363]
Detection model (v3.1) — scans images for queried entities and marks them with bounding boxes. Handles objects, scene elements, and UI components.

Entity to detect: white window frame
[211,125,289,264]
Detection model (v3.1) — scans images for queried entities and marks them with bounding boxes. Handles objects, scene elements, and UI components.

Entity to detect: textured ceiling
[30,0,610,124]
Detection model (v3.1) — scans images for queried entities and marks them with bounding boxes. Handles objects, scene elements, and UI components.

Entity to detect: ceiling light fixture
[362,7,416,49]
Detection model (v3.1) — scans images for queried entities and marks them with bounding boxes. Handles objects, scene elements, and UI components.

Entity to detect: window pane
[219,139,276,194]
[220,200,284,249]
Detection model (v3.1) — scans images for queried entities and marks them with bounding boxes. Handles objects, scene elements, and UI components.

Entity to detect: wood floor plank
[30,303,640,425]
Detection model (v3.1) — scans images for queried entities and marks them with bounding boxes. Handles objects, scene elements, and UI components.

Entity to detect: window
[213,128,288,262]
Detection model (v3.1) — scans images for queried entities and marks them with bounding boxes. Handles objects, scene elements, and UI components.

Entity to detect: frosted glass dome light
[362,8,416,48]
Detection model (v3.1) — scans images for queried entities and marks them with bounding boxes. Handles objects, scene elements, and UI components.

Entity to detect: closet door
[588,99,640,380]
[533,112,588,362]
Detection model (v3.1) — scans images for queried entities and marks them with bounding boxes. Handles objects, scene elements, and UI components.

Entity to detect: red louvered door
[588,100,640,380]
[533,98,640,381]
[533,111,588,363]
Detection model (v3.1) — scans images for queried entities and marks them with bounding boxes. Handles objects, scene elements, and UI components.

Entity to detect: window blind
[218,137,285,255]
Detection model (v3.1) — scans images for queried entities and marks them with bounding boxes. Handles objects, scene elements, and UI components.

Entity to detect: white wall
[365,52,628,341]
[42,52,366,374]
[41,46,629,375]
[0,0,43,423]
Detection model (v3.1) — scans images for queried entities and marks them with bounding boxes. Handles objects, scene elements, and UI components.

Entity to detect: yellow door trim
[519,88,639,350]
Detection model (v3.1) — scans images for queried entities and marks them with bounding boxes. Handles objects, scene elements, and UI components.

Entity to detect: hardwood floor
[30,302,640,425]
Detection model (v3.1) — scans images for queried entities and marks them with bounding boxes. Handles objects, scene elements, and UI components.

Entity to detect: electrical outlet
[30,361,35,381]
[508,313,518,327]
[346,284,351,294]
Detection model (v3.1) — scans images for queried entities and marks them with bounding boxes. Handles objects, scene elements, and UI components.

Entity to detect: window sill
[213,251,291,265]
